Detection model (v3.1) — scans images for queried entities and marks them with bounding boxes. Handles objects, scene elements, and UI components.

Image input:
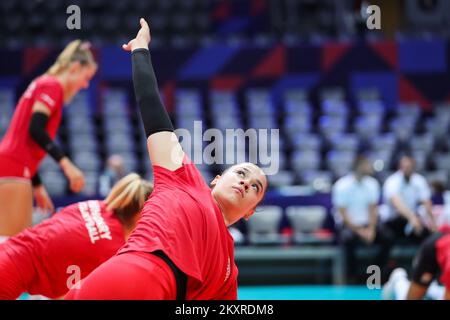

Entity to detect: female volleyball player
[382,231,450,300]
[0,40,97,237]
[0,173,153,300]
[65,18,267,300]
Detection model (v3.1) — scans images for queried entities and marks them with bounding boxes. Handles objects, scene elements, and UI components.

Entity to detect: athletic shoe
[381,268,407,300]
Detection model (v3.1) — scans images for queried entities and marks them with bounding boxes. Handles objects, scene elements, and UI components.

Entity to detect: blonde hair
[46,39,97,76]
[104,173,153,225]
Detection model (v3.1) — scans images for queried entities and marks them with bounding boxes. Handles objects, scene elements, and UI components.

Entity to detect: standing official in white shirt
[382,155,437,244]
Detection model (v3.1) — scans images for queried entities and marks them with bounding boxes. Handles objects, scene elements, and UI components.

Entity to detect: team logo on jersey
[39,93,56,108]
[224,257,231,282]
[79,200,112,244]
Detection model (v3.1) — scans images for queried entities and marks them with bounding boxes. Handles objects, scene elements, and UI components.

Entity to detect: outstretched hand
[33,185,55,215]
[122,18,151,52]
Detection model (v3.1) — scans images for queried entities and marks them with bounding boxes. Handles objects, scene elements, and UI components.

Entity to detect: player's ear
[244,208,256,221]
[68,61,82,73]
[210,175,221,187]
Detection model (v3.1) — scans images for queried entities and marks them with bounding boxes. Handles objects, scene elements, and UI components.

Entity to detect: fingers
[122,40,133,51]
[70,176,85,193]
[138,18,151,41]
[140,18,149,30]
[36,195,54,215]
[47,198,55,213]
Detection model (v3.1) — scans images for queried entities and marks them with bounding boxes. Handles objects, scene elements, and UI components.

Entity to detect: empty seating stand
[246,205,289,246]
[286,205,334,245]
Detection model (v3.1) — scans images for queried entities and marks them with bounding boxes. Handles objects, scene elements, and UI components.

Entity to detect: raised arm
[122,18,184,171]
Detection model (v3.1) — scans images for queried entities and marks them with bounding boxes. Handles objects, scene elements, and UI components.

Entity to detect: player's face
[67,63,96,99]
[211,163,267,225]
[400,157,414,177]
[358,160,373,176]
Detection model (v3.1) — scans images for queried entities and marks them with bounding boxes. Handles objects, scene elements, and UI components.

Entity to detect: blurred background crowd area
[1,0,450,48]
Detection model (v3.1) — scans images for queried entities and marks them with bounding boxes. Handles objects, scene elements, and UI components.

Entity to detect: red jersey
[0,75,64,178]
[1,200,124,298]
[436,233,450,290]
[118,156,238,300]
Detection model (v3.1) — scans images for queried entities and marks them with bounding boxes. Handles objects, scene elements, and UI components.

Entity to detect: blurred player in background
[333,155,393,284]
[381,155,437,245]
[99,154,126,197]
[0,40,97,238]
[0,173,152,300]
[382,231,450,300]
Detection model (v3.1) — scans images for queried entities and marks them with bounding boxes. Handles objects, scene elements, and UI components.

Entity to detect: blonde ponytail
[46,39,96,76]
[104,173,153,224]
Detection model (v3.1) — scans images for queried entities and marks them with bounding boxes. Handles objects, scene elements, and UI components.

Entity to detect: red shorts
[0,246,26,299]
[0,155,31,181]
[64,251,177,300]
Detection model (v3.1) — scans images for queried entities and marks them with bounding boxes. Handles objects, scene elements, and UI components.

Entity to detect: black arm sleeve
[31,173,42,187]
[29,112,66,162]
[131,48,174,138]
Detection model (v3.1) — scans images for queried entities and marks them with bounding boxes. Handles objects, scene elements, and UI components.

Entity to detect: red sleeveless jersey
[0,75,64,179]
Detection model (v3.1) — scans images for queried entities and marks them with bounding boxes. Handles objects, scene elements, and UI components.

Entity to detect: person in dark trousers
[333,155,393,284]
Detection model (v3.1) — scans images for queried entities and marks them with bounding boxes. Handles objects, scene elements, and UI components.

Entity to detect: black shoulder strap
[152,250,187,300]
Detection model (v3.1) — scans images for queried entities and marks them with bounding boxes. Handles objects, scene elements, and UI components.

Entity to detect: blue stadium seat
[292,150,321,172]
[212,115,243,130]
[247,205,288,246]
[41,171,66,196]
[73,152,101,172]
[300,170,333,191]
[412,151,428,172]
[410,133,435,153]
[354,114,382,138]
[286,205,332,244]
[329,133,359,152]
[321,99,349,118]
[284,115,312,136]
[370,133,397,153]
[248,116,277,129]
[357,100,385,116]
[290,133,322,151]
[82,171,99,196]
[105,133,135,154]
[175,89,203,118]
[104,117,133,134]
[355,87,381,102]
[425,116,449,139]
[283,88,311,113]
[424,170,449,188]
[39,156,61,172]
[396,102,421,121]
[268,170,296,187]
[67,118,96,135]
[389,117,416,140]
[69,133,98,153]
[326,150,355,178]
[319,115,347,137]
[367,150,393,171]
[246,89,274,118]
[434,153,450,171]
[319,87,345,101]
